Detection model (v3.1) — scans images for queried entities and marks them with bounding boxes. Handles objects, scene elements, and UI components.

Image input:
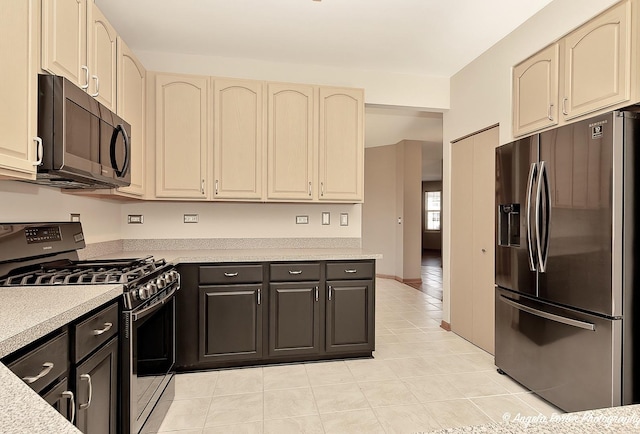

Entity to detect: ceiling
[96,0,554,181]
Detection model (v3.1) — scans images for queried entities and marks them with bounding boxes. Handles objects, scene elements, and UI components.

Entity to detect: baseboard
[440,320,451,331]
[375,274,422,286]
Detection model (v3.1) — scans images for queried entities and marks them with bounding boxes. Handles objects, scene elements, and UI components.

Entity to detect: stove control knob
[165,272,175,284]
[155,277,166,290]
[137,287,147,300]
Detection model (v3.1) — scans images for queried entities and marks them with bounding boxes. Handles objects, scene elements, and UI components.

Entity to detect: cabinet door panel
[213,78,263,200]
[326,280,374,353]
[116,38,146,197]
[563,0,630,119]
[42,0,87,87]
[269,283,320,357]
[87,2,117,110]
[155,74,208,199]
[267,83,315,200]
[513,44,559,137]
[75,337,118,434]
[0,0,38,179]
[199,285,263,361]
[318,87,364,201]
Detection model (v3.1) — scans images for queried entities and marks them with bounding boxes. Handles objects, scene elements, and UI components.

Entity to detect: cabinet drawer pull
[288,270,303,275]
[328,285,333,301]
[61,390,75,424]
[344,269,358,274]
[562,97,568,115]
[79,374,93,410]
[33,137,43,166]
[22,362,54,384]
[92,322,113,336]
[257,288,261,305]
[215,179,219,195]
[321,182,324,197]
[308,182,312,197]
[315,286,319,302]
[547,103,554,121]
[224,272,239,277]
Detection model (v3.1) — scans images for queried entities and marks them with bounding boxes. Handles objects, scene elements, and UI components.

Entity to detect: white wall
[0,182,122,244]
[136,50,450,110]
[441,0,619,323]
[120,201,361,239]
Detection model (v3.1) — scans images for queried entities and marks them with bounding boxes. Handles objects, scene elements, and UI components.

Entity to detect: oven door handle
[131,282,179,321]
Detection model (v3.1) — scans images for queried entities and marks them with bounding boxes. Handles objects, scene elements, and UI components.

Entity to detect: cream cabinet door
[267,83,315,201]
[213,78,264,200]
[450,126,498,355]
[0,0,39,180]
[155,74,209,199]
[562,0,631,120]
[41,0,88,89]
[318,87,364,202]
[115,38,145,197]
[513,43,559,137]
[87,2,117,110]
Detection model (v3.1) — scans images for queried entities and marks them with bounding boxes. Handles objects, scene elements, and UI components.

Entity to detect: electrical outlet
[322,212,330,225]
[184,214,199,223]
[128,214,144,224]
[70,213,81,222]
[340,213,349,226]
[296,215,309,224]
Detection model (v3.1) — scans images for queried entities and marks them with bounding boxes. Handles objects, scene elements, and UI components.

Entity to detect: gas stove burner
[0,256,166,287]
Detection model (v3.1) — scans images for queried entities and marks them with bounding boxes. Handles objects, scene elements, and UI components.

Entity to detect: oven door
[122,291,176,434]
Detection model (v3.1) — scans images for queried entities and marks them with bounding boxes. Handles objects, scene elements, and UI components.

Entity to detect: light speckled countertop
[0,284,122,433]
[96,247,382,264]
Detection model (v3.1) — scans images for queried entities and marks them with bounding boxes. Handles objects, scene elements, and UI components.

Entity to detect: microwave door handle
[110,124,130,178]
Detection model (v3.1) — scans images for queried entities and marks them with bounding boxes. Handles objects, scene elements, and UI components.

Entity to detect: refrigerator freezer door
[495,288,622,412]
[495,136,537,297]
[538,112,616,316]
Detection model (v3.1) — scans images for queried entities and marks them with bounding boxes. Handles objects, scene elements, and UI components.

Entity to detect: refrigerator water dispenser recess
[498,203,520,247]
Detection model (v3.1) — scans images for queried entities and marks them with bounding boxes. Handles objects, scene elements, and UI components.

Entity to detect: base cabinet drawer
[326,261,374,280]
[74,302,119,363]
[7,331,69,395]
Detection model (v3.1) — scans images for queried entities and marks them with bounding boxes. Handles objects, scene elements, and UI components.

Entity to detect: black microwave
[35,74,131,189]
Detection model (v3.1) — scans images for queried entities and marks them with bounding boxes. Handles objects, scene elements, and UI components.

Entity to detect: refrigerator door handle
[540,162,551,272]
[525,162,538,272]
[536,161,548,273]
[500,295,596,331]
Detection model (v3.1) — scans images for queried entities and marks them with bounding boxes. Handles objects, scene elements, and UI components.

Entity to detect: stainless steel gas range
[0,222,179,434]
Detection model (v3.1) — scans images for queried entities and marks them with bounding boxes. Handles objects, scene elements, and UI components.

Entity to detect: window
[425,191,441,231]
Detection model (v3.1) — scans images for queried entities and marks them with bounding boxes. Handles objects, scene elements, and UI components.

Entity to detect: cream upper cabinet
[41,0,87,89]
[115,38,145,197]
[0,0,40,180]
[513,43,559,137]
[267,83,315,201]
[562,0,631,120]
[86,1,117,110]
[318,87,364,202]
[155,74,209,199]
[212,78,264,200]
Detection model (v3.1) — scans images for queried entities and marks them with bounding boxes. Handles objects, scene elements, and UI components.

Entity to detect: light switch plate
[296,215,309,224]
[128,214,144,224]
[340,213,349,226]
[184,214,199,223]
[322,212,330,225]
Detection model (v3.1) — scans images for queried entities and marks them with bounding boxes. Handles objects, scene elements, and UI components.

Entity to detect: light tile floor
[142,278,562,434]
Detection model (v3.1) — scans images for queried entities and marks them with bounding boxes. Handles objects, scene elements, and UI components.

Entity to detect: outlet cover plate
[340,213,349,226]
[70,213,81,222]
[296,215,309,224]
[128,215,144,224]
[322,212,330,225]
[184,214,199,223]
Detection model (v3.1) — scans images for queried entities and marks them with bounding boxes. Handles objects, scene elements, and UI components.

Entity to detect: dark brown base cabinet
[2,300,120,434]
[199,285,263,362]
[176,260,375,371]
[74,337,118,434]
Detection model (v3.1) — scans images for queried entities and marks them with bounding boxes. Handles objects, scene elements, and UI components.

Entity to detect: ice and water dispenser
[498,203,520,247]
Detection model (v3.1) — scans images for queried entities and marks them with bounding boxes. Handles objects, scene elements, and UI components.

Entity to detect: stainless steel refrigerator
[495,109,640,412]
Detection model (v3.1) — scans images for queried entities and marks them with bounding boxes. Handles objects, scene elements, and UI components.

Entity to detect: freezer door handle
[525,162,537,272]
[500,295,595,331]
